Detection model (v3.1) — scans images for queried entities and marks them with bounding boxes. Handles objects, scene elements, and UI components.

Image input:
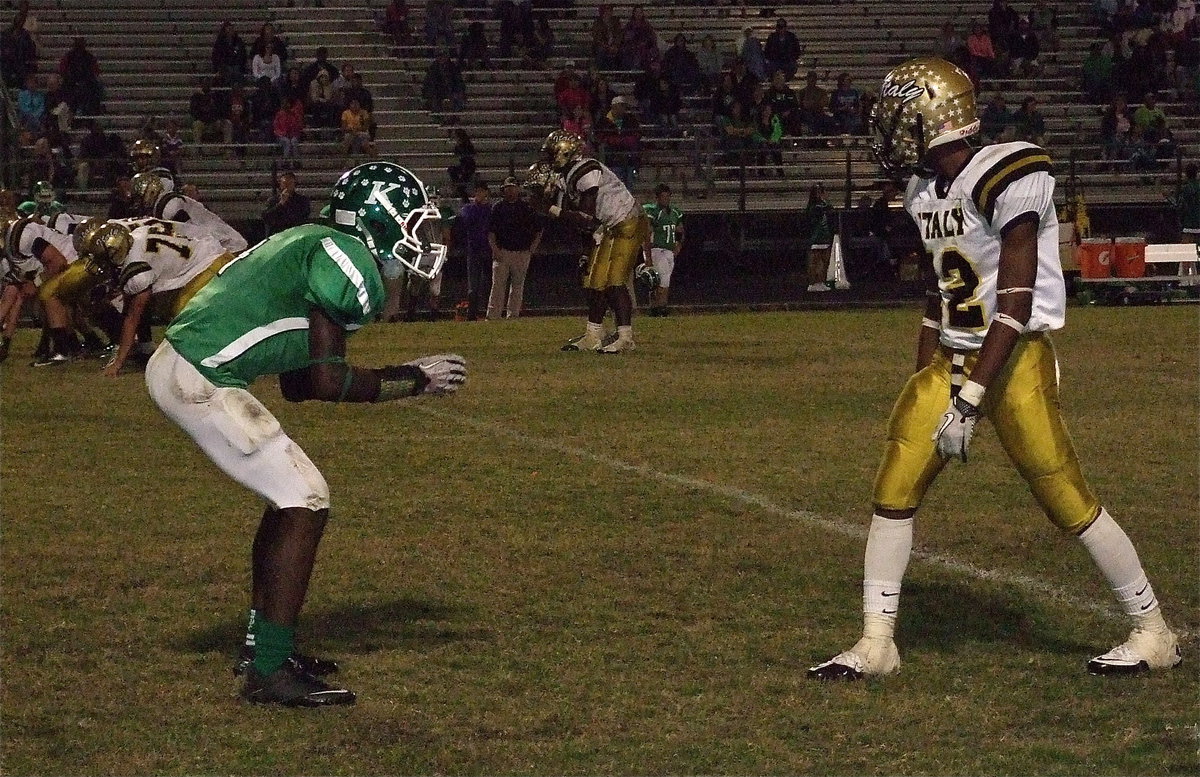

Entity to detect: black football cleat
[241,663,356,707]
[234,646,339,678]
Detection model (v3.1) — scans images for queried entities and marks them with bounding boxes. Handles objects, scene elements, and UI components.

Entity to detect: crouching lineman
[75,218,233,376]
[808,58,1181,681]
[146,162,464,707]
[536,131,651,353]
[131,172,248,254]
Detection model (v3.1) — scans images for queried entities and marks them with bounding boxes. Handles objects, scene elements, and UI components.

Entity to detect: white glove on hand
[404,353,467,395]
[933,394,981,462]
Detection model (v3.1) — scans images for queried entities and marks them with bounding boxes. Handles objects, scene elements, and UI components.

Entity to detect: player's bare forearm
[964,219,1038,392]
[105,290,151,375]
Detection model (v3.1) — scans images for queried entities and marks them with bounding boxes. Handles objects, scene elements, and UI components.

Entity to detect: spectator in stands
[17,73,45,137]
[744,81,768,122]
[554,60,580,101]
[59,36,103,116]
[495,0,533,58]
[557,71,591,119]
[486,176,543,320]
[160,118,184,173]
[211,21,248,87]
[867,179,903,279]
[280,66,307,106]
[804,184,834,292]
[459,21,491,70]
[594,95,642,186]
[43,72,70,133]
[249,76,281,141]
[1013,95,1046,145]
[741,27,767,82]
[458,182,493,320]
[730,57,757,104]
[766,70,800,136]
[252,41,283,91]
[1,1,37,90]
[717,99,756,163]
[592,4,623,70]
[697,35,723,91]
[966,21,997,83]
[424,0,455,47]
[798,70,833,136]
[1125,122,1156,170]
[31,129,72,189]
[307,70,339,132]
[589,74,615,123]
[662,34,702,94]
[1082,41,1115,102]
[753,103,785,178]
[75,120,113,189]
[423,50,467,119]
[448,127,477,201]
[341,72,377,140]
[1132,91,1166,132]
[251,23,288,68]
[643,69,682,134]
[937,20,969,69]
[830,73,863,135]
[764,18,803,81]
[263,171,312,236]
[711,72,739,121]
[300,47,339,93]
[1028,0,1059,51]
[274,96,304,168]
[341,98,375,157]
[1146,115,1177,163]
[527,15,555,68]
[988,0,1020,69]
[191,79,233,148]
[1009,18,1041,75]
[979,93,1016,143]
[620,5,659,70]
[228,101,251,155]
[562,103,593,144]
[1101,92,1133,163]
[382,0,411,47]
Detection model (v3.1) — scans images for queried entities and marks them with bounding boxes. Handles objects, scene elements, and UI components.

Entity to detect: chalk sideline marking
[417,406,1194,639]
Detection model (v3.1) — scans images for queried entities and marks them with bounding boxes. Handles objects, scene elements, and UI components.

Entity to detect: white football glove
[932,394,981,462]
[404,353,467,395]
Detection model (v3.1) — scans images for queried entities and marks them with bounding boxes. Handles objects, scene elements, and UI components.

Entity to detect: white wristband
[959,379,986,407]
[921,317,940,330]
[548,205,562,218]
[992,312,1025,333]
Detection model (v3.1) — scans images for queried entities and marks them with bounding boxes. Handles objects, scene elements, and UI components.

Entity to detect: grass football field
[2,306,1197,776]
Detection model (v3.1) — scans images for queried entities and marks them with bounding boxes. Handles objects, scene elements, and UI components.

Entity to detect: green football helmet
[328,162,447,280]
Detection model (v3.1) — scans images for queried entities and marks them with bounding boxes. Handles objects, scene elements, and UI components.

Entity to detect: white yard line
[417,406,1194,639]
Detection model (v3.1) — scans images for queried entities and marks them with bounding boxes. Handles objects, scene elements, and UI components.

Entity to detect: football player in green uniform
[642,183,684,316]
[146,163,465,707]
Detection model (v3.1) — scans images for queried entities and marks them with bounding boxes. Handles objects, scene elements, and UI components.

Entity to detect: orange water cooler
[1112,236,1147,278]
[1077,237,1112,279]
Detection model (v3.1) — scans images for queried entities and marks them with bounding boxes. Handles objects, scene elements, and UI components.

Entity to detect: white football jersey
[905,141,1066,350]
[562,158,637,228]
[116,223,226,296]
[8,219,79,270]
[46,211,91,235]
[153,192,248,254]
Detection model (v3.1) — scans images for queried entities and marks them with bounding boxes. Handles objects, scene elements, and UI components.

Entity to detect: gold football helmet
[131,172,168,213]
[871,57,979,176]
[540,130,584,172]
[129,139,161,172]
[523,161,561,196]
[82,222,134,271]
[72,217,108,257]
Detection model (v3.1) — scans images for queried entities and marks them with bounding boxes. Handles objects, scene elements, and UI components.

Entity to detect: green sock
[252,618,295,676]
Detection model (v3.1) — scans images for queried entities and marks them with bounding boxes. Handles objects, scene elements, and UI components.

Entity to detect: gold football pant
[37,262,101,306]
[169,252,235,317]
[872,333,1101,533]
[583,212,650,290]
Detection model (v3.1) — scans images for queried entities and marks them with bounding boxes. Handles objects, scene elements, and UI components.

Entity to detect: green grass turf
[2,307,1197,776]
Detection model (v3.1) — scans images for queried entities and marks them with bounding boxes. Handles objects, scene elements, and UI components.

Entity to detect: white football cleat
[561,332,603,352]
[807,636,900,681]
[806,282,830,292]
[1087,627,1182,675]
[597,335,635,354]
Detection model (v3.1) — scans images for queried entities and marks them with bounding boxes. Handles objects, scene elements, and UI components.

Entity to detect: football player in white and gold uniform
[81,219,233,376]
[808,57,1181,680]
[536,131,651,353]
[131,172,248,254]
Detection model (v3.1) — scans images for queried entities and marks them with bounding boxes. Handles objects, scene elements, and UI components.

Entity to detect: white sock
[586,321,603,337]
[862,515,913,638]
[1078,507,1162,621]
[244,608,257,648]
[617,325,633,340]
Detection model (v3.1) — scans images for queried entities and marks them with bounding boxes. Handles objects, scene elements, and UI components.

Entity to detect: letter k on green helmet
[328,162,447,279]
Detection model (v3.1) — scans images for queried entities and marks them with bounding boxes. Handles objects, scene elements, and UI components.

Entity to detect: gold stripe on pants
[872,333,1101,532]
[583,212,650,291]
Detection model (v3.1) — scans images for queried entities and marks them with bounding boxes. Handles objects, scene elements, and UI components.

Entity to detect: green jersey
[643,203,684,249]
[166,223,385,388]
